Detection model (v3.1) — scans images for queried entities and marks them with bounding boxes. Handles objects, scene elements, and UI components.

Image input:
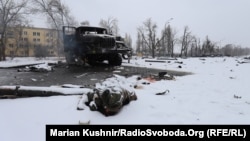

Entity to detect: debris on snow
[155,89,170,95]
[17,63,54,72]
[145,60,166,63]
[31,78,37,82]
[74,73,88,78]
[234,95,242,99]
[78,120,90,125]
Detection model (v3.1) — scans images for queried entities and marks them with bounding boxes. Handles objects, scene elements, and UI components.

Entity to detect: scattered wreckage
[0,72,174,117]
[17,63,54,72]
[0,56,178,118]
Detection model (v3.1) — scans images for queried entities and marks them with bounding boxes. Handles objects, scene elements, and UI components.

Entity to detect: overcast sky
[34,0,250,48]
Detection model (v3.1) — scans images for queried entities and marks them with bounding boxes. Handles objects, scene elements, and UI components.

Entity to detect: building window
[9,44,14,48]
[35,44,41,48]
[33,32,40,36]
[34,44,40,48]
[33,38,40,42]
[10,51,14,56]
[25,51,29,56]
[20,37,28,42]
[23,44,28,48]
[46,32,53,37]
[23,31,28,35]
[7,31,14,38]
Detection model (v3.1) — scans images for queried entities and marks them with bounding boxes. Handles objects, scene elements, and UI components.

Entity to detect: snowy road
[0,64,190,87]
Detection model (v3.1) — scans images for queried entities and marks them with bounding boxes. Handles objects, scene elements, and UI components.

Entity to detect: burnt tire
[108,54,122,66]
[87,59,97,66]
[65,52,75,65]
[86,55,97,66]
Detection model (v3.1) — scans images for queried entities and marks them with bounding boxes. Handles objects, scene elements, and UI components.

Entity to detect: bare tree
[31,0,77,28]
[99,17,119,35]
[136,31,148,56]
[137,18,160,58]
[239,47,250,56]
[201,36,215,56]
[12,25,24,58]
[135,32,142,55]
[221,44,233,56]
[137,18,175,58]
[31,0,78,57]
[0,0,29,61]
[9,20,32,58]
[220,44,250,57]
[189,37,202,57]
[124,33,132,48]
[180,26,194,57]
[161,25,177,57]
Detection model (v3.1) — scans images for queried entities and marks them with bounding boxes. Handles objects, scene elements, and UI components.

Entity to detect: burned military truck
[62,26,132,66]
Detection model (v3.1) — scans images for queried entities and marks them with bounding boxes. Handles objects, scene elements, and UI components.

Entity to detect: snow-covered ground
[0,56,250,140]
[0,57,60,68]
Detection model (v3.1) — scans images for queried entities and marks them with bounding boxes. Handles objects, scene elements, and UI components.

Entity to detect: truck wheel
[65,52,75,65]
[108,54,122,66]
[86,55,97,66]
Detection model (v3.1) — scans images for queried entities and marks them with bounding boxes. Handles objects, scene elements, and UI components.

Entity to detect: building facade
[5,27,60,57]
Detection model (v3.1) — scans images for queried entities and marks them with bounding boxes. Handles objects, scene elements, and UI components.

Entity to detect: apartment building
[5,26,60,57]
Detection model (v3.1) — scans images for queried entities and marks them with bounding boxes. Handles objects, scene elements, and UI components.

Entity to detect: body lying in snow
[77,86,137,116]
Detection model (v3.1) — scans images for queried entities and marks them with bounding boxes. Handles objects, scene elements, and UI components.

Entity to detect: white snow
[0,56,250,140]
[0,57,59,68]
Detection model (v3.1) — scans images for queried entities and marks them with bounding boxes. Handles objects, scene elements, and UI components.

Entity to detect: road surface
[0,63,190,87]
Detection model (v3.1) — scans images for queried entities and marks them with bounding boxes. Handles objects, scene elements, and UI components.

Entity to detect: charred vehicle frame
[62,26,132,66]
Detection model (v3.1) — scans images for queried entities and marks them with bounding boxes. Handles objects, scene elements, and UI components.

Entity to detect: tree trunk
[152,45,155,58]
[0,37,4,61]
